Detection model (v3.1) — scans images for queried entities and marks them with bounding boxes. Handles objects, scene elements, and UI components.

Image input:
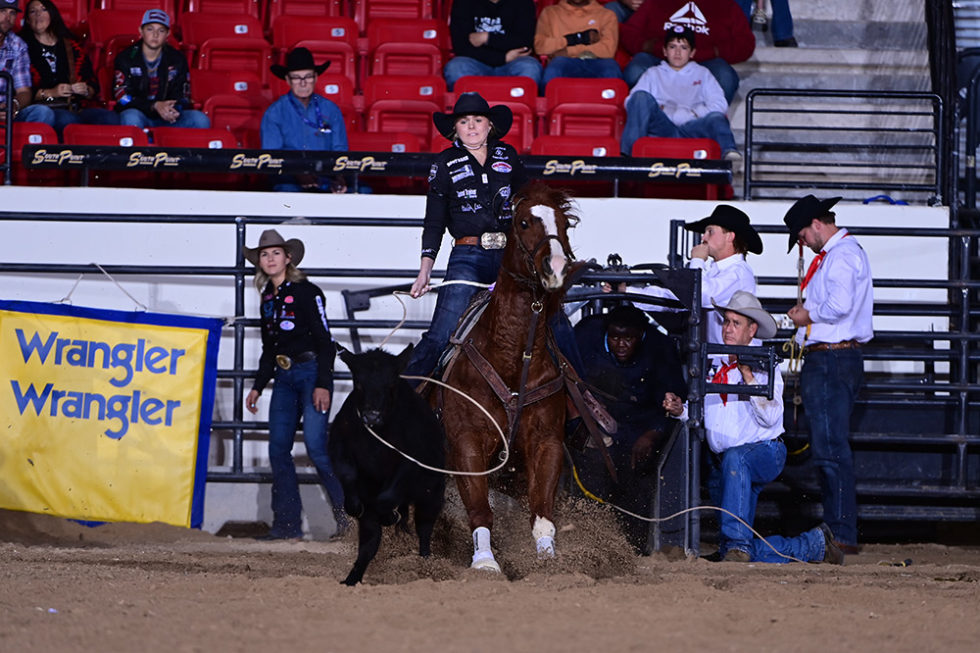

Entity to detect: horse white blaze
[530,204,567,290]
[532,515,556,558]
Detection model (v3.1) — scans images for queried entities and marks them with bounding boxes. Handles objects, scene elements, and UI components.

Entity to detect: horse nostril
[543,259,553,275]
[362,410,383,428]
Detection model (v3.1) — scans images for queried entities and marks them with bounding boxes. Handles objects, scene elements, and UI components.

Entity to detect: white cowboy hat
[711,290,777,339]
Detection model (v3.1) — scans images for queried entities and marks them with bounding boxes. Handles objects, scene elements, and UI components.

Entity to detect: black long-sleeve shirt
[421,140,527,259]
[253,279,335,392]
[113,42,192,117]
[449,0,537,67]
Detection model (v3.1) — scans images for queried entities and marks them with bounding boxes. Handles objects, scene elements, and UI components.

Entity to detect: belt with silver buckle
[804,339,861,355]
[275,351,316,370]
[455,232,507,250]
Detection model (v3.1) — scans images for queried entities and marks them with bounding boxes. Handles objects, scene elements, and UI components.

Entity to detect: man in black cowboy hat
[633,204,761,345]
[783,195,872,556]
[261,46,348,192]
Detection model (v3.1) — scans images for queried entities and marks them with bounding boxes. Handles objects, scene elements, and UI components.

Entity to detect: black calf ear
[397,343,414,370]
[336,342,353,365]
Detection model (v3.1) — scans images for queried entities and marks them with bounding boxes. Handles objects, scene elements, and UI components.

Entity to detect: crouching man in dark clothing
[569,305,686,553]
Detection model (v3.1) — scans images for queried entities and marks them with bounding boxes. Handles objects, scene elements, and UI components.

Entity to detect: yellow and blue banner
[0,300,222,528]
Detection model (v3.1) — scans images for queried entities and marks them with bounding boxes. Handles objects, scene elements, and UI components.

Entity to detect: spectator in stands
[620,26,740,159]
[403,92,526,380]
[631,204,760,345]
[620,0,755,103]
[0,0,32,122]
[112,10,209,130]
[569,305,687,554]
[261,47,348,193]
[17,0,118,136]
[244,229,348,541]
[736,1,797,47]
[605,0,646,23]
[534,0,622,90]
[663,291,845,565]
[444,0,542,92]
[783,195,873,556]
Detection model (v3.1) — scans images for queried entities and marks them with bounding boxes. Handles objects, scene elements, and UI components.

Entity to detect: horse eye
[520,220,529,229]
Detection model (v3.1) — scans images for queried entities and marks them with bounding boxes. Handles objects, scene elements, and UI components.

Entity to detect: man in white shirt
[784,195,873,556]
[664,291,844,564]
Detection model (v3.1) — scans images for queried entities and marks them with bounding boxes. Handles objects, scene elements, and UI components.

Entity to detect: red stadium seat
[366,19,448,77]
[530,134,620,157]
[268,74,363,133]
[150,127,244,189]
[630,136,730,200]
[544,77,628,140]
[363,75,447,151]
[181,13,271,85]
[0,122,62,186]
[266,0,343,35]
[185,0,260,19]
[453,76,538,111]
[348,130,422,153]
[87,9,146,56]
[271,16,359,88]
[62,124,152,187]
[354,0,434,33]
[51,0,89,34]
[190,70,270,108]
[202,94,270,148]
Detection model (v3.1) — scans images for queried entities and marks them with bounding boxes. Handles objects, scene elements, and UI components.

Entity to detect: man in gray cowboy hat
[632,204,760,345]
[261,46,348,192]
[664,290,844,565]
[784,194,873,556]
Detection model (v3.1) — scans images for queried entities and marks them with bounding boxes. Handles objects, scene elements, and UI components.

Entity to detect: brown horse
[439,182,581,572]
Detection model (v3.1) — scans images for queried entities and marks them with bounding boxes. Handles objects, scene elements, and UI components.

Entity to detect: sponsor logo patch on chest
[491,161,512,174]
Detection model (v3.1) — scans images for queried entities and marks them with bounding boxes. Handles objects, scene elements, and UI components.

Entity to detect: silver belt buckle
[480,232,507,250]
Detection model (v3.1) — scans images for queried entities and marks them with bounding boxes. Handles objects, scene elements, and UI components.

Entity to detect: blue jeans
[118,108,211,130]
[621,90,736,156]
[541,56,623,90]
[707,438,786,556]
[750,527,825,563]
[267,359,345,536]
[404,245,504,380]
[801,348,863,547]
[17,104,120,136]
[623,52,739,104]
[444,56,543,92]
[735,0,795,42]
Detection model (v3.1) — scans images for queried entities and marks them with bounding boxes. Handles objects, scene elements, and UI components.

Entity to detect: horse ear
[396,343,414,371]
[336,342,354,366]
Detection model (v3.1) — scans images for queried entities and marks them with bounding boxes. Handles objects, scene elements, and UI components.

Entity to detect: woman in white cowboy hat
[261,46,348,192]
[403,92,528,379]
[243,229,347,540]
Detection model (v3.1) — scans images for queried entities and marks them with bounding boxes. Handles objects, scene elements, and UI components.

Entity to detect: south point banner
[0,300,222,528]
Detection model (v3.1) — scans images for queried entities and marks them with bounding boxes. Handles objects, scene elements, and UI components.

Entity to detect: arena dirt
[1,495,978,652]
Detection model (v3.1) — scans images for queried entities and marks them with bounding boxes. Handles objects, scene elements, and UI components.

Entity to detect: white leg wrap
[471,527,501,572]
[533,516,556,558]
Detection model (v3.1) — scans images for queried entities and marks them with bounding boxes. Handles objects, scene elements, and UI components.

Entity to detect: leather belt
[455,232,507,250]
[276,351,316,370]
[804,339,861,354]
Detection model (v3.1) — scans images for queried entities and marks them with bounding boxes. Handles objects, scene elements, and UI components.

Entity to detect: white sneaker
[723,150,743,162]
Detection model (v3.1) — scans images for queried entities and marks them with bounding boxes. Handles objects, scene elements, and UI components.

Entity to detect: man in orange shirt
[534,0,622,90]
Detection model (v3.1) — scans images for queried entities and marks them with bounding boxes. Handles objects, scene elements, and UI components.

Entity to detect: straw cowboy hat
[684,205,764,255]
[711,290,778,339]
[432,92,513,140]
[244,229,305,267]
[783,194,842,253]
[270,47,330,80]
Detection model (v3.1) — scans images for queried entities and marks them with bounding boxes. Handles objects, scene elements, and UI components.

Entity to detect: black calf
[329,344,446,586]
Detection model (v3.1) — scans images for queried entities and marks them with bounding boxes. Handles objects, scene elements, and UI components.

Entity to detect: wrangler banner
[0,300,222,528]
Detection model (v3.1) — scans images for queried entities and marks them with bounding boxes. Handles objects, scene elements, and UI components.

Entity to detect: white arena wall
[0,186,952,536]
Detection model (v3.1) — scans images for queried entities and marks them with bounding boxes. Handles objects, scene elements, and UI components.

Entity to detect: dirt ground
[2,498,979,653]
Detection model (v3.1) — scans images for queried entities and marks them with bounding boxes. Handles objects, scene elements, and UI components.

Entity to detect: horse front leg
[453,446,500,573]
[525,431,565,559]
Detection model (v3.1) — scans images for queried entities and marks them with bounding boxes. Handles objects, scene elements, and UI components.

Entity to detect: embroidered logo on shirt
[284,295,294,303]
[457,188,478,199]
[491,161,512,174]
[447,156,468,166]
[280,320,295,331]
[666,2,711,35]
[451,164,475,183]
[428,163,438,181]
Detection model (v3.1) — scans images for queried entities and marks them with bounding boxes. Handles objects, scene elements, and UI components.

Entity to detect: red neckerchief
[801,232,851,291]
[711,358,739,405]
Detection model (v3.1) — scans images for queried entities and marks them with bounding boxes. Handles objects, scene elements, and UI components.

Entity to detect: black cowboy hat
[270,47,329,80]
[243,229,305,267]
[684,205,763,255]
[782,194,841,253]
[432,92,513,140]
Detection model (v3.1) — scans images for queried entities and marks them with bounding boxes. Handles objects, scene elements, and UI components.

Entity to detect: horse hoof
[536,536,555,559]
[471,551,501,573]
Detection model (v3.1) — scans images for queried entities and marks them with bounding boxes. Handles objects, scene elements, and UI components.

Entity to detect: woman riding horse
[439,182,581,573]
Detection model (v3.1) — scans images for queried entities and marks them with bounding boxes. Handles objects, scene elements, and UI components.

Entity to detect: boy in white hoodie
[620,25,739,159]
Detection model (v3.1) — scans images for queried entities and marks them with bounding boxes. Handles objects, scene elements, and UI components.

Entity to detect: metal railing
[744,89,944,205]
[2,71,13,186]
